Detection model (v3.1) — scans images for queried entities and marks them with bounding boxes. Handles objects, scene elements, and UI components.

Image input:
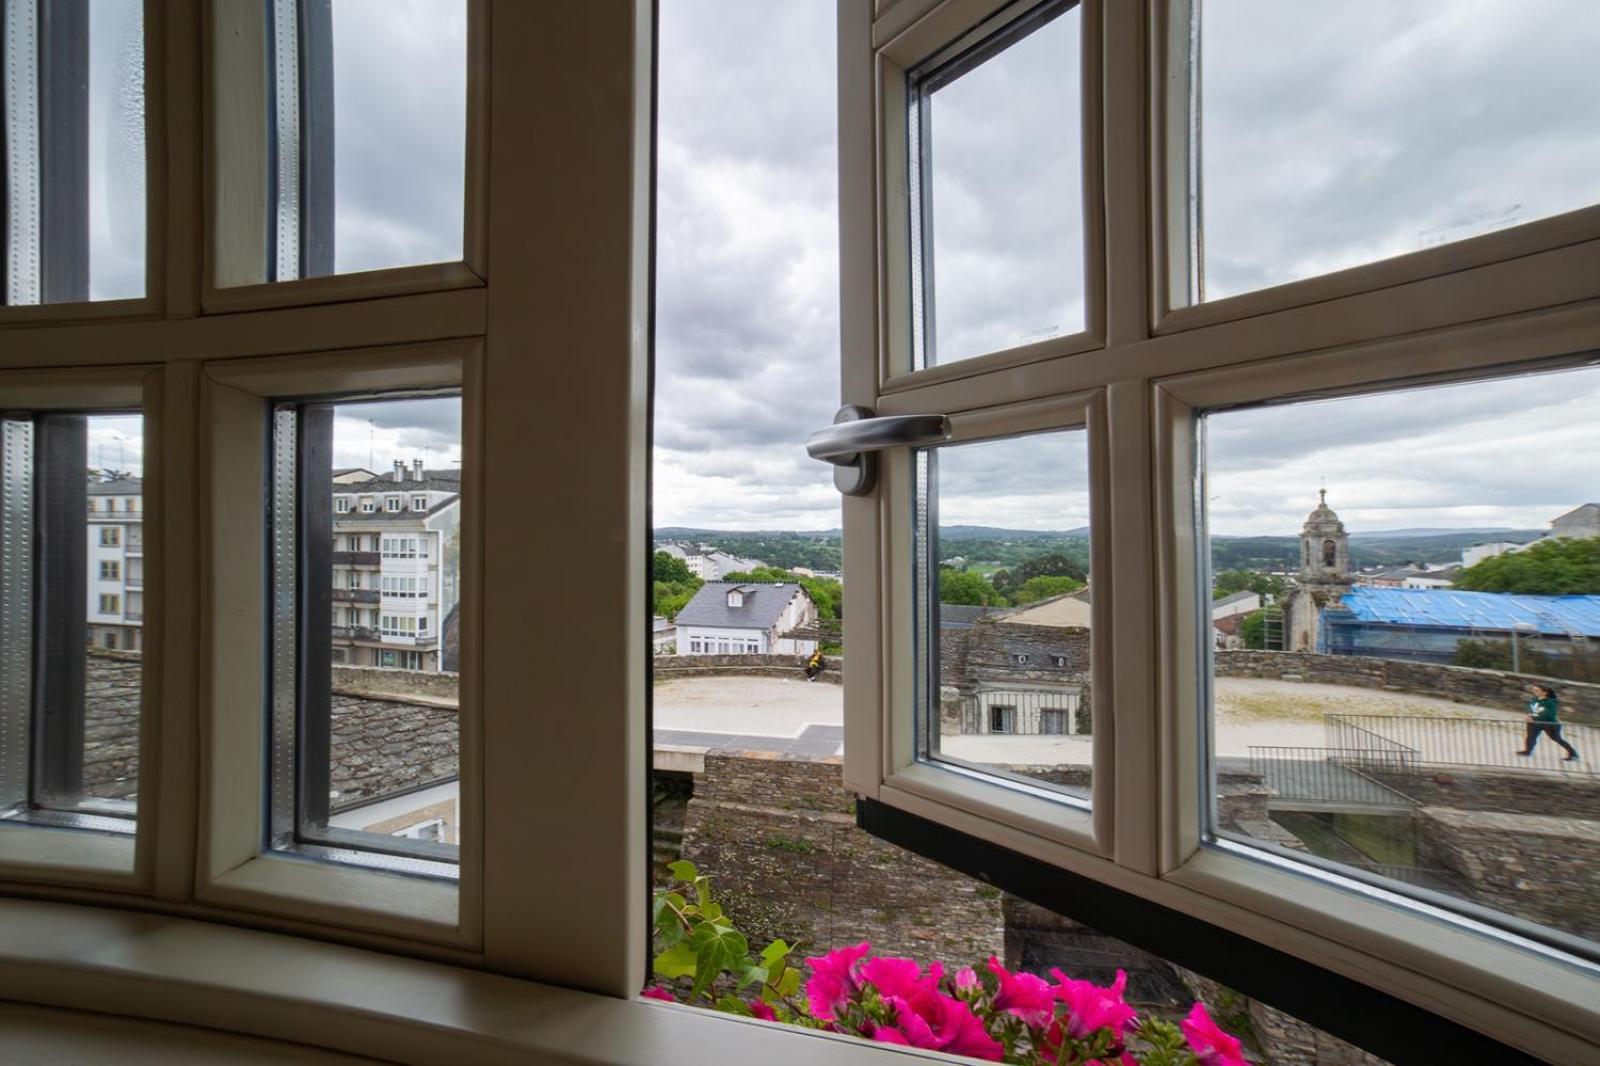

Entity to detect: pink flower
[860,956,927,1000]
[955,966,978,991]
[1046,969,1138,1046]
[886,991,1004,1061]
[1182,1002,1248,1066]
[747,999,776,1022]
[640,985,676,1002]
[869,1024,911,1045]
[985,956,1055,1026]
[803,942,871,1021]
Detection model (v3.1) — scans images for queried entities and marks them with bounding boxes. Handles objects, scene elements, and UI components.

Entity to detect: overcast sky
[652,0,1598,535]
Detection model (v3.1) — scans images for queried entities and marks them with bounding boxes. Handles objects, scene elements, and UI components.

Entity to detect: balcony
[331,625,380,642]
[125,578,143,590]
[124,610,143,622]
[332,550,381,567]
[378,633,435,646]
[331,588,380,604]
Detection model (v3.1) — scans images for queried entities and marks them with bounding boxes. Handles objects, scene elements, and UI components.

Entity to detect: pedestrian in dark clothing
[1517,683,1580,761]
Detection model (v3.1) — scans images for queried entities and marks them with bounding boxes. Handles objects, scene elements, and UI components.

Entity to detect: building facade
[674,582,817,655]
[331,461,462,671]
[86,478,144,651]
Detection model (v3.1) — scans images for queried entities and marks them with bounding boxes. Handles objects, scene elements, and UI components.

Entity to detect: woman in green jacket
[1517,683,1579,761]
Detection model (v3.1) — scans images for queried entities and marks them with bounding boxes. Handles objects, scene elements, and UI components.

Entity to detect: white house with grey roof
[674,582,818,656]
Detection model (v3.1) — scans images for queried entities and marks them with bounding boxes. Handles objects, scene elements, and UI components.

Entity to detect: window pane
[3,0,145,304]
[217,0,467,286]
[0,412,142,828]
[272,394,462,872]
[919,430,1093,799]
[1203,361,1600,954]
[1195,1,1600,302]
[911,1,1084,367]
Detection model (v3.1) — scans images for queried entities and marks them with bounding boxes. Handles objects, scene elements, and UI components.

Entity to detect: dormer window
[1051,654,1066,667]
[386,497,402,513]
[1012,653,1029,664]
[411,494,427,511]
[726,588,745,608]
[335,497,350,513]
[360,497,375,513]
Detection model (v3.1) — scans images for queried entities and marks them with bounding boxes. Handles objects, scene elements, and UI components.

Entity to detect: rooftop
[1336,587,1600,637]
[674,581,810,631]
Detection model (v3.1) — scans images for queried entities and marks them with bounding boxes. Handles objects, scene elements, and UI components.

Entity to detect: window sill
[0,823,136,886]
[0,897,946,1065]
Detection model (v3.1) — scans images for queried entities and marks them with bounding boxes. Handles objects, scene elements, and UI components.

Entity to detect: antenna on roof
[368,420,375,471]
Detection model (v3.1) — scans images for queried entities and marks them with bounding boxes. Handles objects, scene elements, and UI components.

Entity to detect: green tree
[653,550,696,585]
[939,567,1007,607]
[1238,609,1267,650]
[1213,568,1286,601]
[722,567,842,621]
[1455,536,1600,595]
[1011,574,1083,604]
[992,551,1087,596]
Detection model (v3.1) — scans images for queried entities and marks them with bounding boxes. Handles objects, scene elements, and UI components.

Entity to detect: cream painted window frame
[0,365,162,889]
[841,0,1600,1060]
[197,341,482,950]
[202,0,490,312]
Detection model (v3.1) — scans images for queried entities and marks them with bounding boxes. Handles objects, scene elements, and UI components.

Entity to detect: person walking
[1516,683,1580,761]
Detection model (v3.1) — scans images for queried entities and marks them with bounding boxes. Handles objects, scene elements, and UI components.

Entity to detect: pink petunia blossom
[985,956,1056,1026]
[954,966,979,991]
[803,942,871,1021]
[885,991,1004,1061]
[869,1023,911,1045]
[1182,1002,1248,1066]
[860,956,927,1000]
[1048,968,1138,1042]
[640,985,676,1002]
[747,999,777,1022]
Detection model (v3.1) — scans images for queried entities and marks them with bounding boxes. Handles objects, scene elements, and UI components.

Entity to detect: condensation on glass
[216,0,468,286]
[915,429,1093,803]
[269,392,462,876]
[1200,358,1600,958]
[1185,0,1600,303]
[3,0,146,305]
[907,0,1084,368]
[0,412,143,832]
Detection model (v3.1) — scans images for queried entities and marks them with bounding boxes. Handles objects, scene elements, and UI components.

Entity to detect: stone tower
[1285,490,1352,652]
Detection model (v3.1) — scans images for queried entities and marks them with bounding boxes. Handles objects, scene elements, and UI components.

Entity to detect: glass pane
[912,1,1084,367]
[1196,0,1600,302]
[325,0,467,275]
[0,412,143,827]
[1203,361,1600,953]
[274,394,462,869]
[919,430,1093,799]
[3,0,145,304]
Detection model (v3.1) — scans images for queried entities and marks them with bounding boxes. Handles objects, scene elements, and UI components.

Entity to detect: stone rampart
[679,754,1003,963]
[1416,806,1600,941]
[330,693,457,807]
[332,665,460,702]
[83,649,141,799]
[652,653,841,684]
[1216,650,1600,724]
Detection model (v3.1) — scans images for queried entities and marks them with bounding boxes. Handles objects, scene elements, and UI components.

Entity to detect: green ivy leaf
[652,941,697,980]
[714,994,752,1017]
[694,876,713,910]
[700,901,723,922]
[735,962,767,990]
[667,860,698,883]
[690,922,749,999]
[759,939,791,969]
[774,966,801,998]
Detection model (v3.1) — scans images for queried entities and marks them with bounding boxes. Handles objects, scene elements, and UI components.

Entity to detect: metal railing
[1246,746,1417,807]
[331,625,379,641]
[331,588,380,604]
[1325,714,1597,776]
[332,550,381,566]
[953,688,1088,736]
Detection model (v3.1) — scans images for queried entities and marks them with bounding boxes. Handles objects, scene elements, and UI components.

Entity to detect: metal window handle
[806,405,950,496]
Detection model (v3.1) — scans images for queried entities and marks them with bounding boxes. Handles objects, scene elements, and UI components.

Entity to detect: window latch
[806,405,950,497]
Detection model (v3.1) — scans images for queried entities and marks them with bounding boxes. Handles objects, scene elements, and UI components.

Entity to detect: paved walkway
[654,723,844,759]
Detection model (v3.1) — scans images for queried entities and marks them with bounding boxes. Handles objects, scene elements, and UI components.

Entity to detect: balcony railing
[125,578,143,590]
[332,550,381,566]
[124,610,143,621]
[331,625,379,641]
[378,633,435,646]
[331,588,380,604]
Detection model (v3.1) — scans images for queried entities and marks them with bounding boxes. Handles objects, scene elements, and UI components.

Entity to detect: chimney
[393,460,405,482]
[412,458,424,481]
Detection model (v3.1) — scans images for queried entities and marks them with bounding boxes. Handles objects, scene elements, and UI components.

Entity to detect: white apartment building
[86,478,144,652]
[331,460,462,671]
[674,582,817,656]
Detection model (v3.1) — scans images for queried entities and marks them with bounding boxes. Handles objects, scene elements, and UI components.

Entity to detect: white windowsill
[0,898,952,1065]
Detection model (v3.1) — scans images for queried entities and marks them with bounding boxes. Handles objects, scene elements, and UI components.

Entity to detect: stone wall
[83,649,141,800]
[332,664,460,702]
[1217,650,1600,724]
[679,754,1003,963]
[329,694,458,807]
[652,653,841,684]
[1366,767,1600,820]
[1415,807,1600,941]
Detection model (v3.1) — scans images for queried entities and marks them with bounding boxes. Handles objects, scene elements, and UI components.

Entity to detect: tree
[939,568,1007,607]
[1455,536,1600,595]
[722,567,842,621]
[1213,568,1286,601]
[1238,609,1267,650]
[992,551,1087,596]
[1011,574,1083,605]
[653,550,696,585]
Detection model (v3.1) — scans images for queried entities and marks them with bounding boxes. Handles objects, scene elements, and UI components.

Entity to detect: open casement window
[837,0,1600,1061]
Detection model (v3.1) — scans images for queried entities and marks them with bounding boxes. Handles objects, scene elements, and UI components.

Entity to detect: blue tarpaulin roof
[1335,587,1600,637]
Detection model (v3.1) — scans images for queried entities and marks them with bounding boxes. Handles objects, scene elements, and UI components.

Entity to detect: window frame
[202,0,490,313]
[839,0,1600,1059]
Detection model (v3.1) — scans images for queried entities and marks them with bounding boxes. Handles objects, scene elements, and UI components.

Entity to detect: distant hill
[654,525,1546,576]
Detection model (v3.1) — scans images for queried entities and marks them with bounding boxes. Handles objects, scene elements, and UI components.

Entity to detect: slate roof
[87,478,142,495]
[1334,587,1600,637]
[1213,590,1258,608]
[675,582,811,632]
[940,604,1008,629]
[940,620,1091,687]
[336,469,463,494]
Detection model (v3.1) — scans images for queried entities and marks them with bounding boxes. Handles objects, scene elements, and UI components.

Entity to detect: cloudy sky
[652,0,1598,534]
[330,397,462,474]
